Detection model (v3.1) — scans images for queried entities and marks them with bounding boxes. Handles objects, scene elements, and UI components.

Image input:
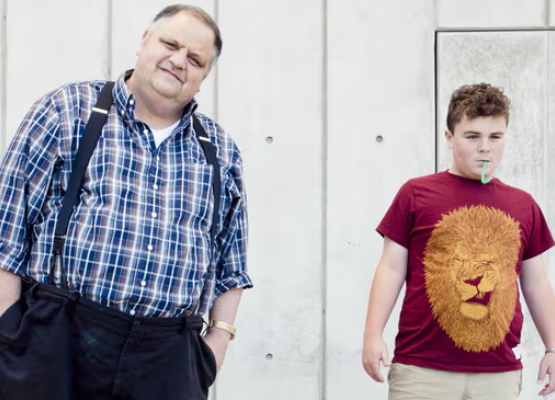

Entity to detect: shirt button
[147,245,153,251]
[143,128,148,134]
[151,212,158,218]
[130,310,136,316]
[153,184,159,190]
[156,156,160,162]
[120,110,124,116]
[129,99,135,105]
[141,280,146,287]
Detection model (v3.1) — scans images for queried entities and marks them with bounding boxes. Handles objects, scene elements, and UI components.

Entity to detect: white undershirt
[151,120,180,148]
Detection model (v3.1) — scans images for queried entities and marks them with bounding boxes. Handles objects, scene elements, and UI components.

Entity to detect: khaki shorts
[387,363,522,400]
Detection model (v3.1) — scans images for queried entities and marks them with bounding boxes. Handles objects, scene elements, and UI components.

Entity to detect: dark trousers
[0,280,217,400]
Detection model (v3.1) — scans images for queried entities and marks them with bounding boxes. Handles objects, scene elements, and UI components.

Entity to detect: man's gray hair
[153,4,222,59]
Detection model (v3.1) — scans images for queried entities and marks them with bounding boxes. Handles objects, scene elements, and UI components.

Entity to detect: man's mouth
[159,67,183,83]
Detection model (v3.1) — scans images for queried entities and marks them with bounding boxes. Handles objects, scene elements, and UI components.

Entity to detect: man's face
[133,11,215,107]
[445,115,507,181]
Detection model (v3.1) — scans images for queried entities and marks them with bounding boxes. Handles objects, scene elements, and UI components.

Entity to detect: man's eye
[189,57,200,66]
[164,41,177,49]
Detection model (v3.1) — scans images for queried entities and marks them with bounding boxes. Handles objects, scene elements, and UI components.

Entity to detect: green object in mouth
[481,161,492,184]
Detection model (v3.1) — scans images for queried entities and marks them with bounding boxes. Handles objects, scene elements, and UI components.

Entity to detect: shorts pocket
[387,362,399,383]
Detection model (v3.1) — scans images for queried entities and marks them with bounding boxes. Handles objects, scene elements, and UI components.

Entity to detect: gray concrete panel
[215,0,324,398]
[550,0,555,26]
[111,1,216,118]
[437,31,550,400]
[6,1,109,148]
[326,0,436,398]
[437,0,546,28]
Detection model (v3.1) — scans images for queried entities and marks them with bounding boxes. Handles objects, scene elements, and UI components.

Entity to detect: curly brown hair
[446,83,511,132]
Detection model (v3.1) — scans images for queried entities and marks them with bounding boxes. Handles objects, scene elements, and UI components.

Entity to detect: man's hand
[0,269,21,317]
[203,328,232,373]
[538,353,555,396]
[362,335,391,383]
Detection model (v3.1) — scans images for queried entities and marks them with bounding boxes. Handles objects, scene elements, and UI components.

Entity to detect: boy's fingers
[382,349,391,367]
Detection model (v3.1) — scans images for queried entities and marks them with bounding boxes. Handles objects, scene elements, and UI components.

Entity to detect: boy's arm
[520,253,555,397]
[362,237,408,382]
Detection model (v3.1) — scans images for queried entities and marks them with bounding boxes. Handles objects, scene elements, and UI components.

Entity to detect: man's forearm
[203,288,243,371]
[0,268,21,315]
[209,288,243,330]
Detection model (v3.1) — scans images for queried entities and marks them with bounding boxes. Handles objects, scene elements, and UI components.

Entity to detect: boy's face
[445,115,507,181]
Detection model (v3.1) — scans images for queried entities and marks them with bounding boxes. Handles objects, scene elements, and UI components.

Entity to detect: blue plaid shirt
[0,71,251,317]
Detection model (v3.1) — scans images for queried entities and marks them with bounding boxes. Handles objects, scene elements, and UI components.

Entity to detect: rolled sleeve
[214,155,252,297]
[0,95,59,275]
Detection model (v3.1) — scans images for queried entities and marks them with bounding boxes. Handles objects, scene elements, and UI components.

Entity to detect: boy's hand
[538,353,555,396]
[362,336,390,382]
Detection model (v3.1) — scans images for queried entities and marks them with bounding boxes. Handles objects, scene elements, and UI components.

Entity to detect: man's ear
[136,30,150,56]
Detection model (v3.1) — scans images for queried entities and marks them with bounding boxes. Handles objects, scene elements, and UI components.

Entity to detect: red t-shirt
[377,171,555,372]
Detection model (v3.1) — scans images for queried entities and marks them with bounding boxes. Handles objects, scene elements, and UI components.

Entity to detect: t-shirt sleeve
[376,181,414,249]
[523,199,555,260]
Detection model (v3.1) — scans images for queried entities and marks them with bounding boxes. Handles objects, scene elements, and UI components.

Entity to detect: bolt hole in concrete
[266,136,274,144]
[266,354,273,361]
[375,135,383,143]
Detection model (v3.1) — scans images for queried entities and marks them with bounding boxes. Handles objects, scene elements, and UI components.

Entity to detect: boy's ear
[445,130,454,149]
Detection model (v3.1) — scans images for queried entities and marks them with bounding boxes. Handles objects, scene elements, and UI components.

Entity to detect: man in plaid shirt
[0,4,251,399]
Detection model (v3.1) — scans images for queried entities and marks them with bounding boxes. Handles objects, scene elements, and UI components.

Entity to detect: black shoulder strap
[191,114,222,315]
[50,81,115,287]
[192,114,221,248]
[54,81,115,239]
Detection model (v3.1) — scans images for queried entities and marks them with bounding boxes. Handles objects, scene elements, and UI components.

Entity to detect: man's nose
[170,49,188,69]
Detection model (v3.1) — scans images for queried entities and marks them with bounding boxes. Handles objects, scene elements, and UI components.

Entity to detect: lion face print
[423,205,521,352]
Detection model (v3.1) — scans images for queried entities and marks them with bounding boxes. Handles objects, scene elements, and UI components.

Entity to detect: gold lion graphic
[423,205,521,352]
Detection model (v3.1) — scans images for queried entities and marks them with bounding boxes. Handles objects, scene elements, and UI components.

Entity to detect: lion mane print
[423,205,521,353]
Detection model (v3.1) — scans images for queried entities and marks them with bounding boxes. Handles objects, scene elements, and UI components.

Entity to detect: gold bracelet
[208,319,236,340]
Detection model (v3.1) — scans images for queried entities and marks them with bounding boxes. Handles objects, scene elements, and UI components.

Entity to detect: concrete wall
[0,1,553,399]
